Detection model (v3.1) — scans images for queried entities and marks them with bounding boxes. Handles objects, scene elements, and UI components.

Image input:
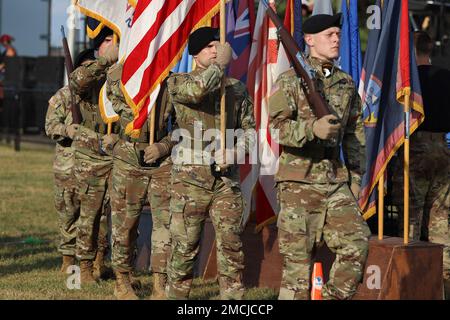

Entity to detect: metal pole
[0,0,3,36]
[48,0,52,56]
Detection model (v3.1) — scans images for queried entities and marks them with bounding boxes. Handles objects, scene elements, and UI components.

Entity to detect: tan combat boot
[60,255,75,274]
[92,250,104,280]
[149,273,167,300]
[114,271,139,300]
[130,274,142,291]
[80,260,97,284]
[93,249,113,280]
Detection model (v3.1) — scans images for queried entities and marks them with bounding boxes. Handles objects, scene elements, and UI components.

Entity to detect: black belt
[284,146,340,160]
[82,121,108,134]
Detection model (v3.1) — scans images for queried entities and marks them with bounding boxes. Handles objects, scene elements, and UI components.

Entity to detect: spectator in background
[0,34,16,106]
[302,0,313,17]
[0,34,17,74]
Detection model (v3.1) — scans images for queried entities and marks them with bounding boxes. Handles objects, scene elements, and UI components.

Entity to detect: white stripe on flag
[126,0,166,54]
[125,0,196,98]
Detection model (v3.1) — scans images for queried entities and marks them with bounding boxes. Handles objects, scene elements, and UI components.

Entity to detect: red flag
[284,0,293,34]
[397,0,411,99]
[248,0,282,231]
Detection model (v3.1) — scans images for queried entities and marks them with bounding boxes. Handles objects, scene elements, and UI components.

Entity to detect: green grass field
[0,143,276,300]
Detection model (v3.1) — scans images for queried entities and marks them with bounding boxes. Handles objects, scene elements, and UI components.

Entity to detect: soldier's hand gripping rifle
[61,26,82,125]
[260,0,337,122]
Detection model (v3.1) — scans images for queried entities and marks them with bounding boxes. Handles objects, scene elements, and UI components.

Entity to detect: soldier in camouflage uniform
[45,50,108,274]
[105,63,175,300]
[166,27,256,300]
[45,86,81,273]
[269,14,371,300]
[391,31,450,298]
[68,27,120,284]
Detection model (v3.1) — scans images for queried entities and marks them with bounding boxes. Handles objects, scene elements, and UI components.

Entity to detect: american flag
[120,0,221,138]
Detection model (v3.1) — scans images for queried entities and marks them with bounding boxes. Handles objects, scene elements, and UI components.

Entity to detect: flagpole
[220,0,226,152]
[378,173,384,240]
[149,107,156,145]
[404,93,410,244]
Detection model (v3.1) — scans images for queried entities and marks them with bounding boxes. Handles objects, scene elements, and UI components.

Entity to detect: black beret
[303,13,342,34]
[188,27,220,55]
[74,48,96,69]
[93,26,114,50]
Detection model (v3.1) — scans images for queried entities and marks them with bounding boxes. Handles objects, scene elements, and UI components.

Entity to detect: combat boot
[60,255,75,274]
[93,249,113,280]
[80,260,97,284]
[149,273,167,300]
[114,271,139,300]
[130,274,142,291]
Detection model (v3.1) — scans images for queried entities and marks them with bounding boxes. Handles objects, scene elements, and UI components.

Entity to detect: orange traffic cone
[311,262,323,300]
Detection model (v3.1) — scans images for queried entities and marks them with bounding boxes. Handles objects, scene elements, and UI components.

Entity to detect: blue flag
[339,0,362,87]
[284,0,304,50]
[358,0,424,219]
[172,46,193,73]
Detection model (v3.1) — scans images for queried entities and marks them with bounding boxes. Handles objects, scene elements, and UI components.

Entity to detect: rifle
[260,0,335,120]
[61,26,82,125]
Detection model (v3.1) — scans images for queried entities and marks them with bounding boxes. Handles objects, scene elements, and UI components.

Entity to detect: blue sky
[0,0,81,56]
[51,0,71,48]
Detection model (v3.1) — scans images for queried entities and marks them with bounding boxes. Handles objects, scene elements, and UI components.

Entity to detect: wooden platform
[198,221,444,300]
[136,215,444,299]
[353,237,443,299]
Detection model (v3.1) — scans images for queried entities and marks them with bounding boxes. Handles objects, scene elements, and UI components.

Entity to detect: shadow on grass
[0,254,61,278]
[0,235,60,278]
[0,235,57,261]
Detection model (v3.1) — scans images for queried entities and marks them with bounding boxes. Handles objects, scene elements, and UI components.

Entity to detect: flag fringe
[360,113,423,215]
[77,4,123,38]
[86,22,104,39]
[98,84,120,124]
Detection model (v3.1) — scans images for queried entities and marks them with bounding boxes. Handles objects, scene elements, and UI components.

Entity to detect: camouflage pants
[392,133,450,278]
[74,152,111,261]
[110,158,172,274]
[54,172,80,256]
[167,175,245,300]
[277,182,371,300]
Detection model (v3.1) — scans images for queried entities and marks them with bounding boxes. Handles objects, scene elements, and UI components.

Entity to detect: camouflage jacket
[167,63,256,189]
[45,86,76,174]
[106,63,175,168]
[69,57,118,160]
[269,56,365,185]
